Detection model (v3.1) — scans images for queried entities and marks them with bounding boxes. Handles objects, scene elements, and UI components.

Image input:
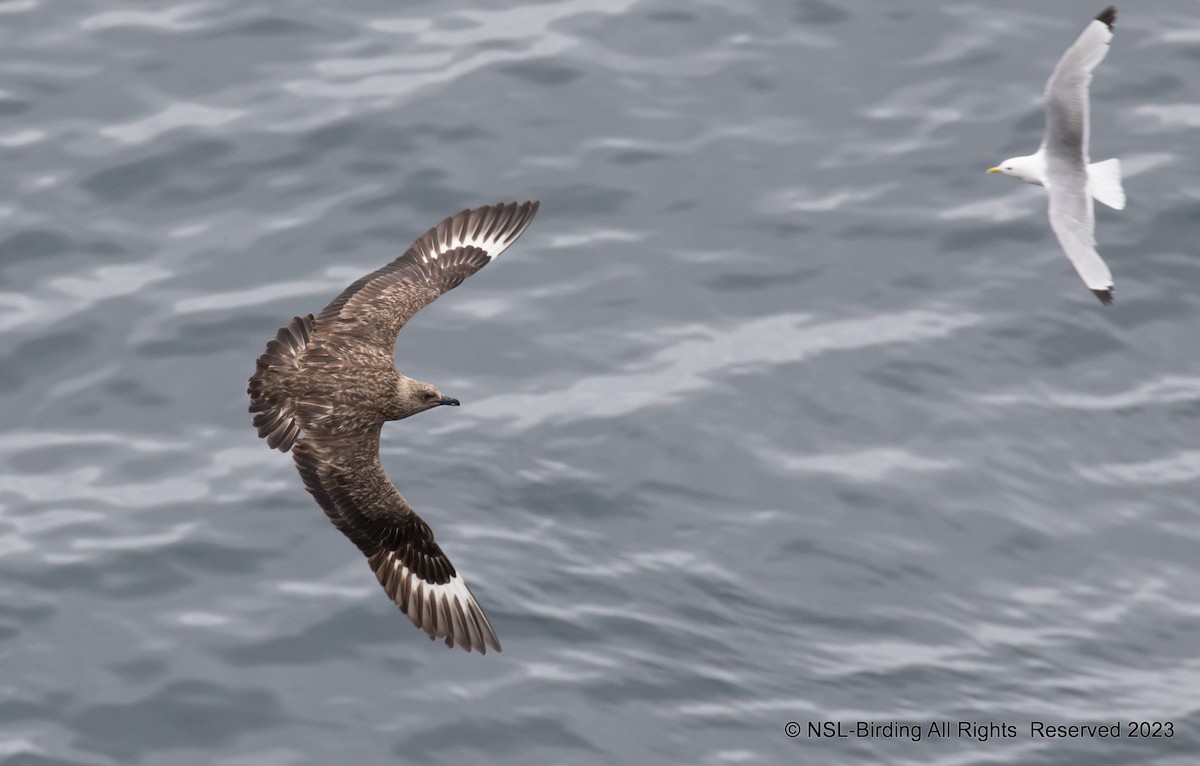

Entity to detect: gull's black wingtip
[1092,288,1115,306]
[1095,6,1116,31]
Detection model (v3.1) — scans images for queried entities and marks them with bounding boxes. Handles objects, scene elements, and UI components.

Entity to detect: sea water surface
[2,1,1199,764]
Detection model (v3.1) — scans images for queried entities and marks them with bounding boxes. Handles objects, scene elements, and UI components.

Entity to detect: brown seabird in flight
[248,201,540,654]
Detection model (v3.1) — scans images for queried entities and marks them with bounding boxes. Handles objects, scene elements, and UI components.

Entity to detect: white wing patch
[413,202,539,265]
[368,549,501,654]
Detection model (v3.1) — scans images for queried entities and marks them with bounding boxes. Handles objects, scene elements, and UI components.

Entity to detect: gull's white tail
[1088,158,1125,210]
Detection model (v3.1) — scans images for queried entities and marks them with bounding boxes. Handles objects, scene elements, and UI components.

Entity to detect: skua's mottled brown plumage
[248,201,539,654]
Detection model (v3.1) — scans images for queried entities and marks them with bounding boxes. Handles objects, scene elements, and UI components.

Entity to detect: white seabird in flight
[988,6,1124,305]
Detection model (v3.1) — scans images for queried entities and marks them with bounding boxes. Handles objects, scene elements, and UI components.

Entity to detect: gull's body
[248,202,540,654]
[988,6,1123,305]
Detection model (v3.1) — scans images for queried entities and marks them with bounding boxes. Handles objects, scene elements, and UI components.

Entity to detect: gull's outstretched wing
[292,428,501,654]
[1047,181,1114,304]
[1042,8,1117,304]
[1042,6,1115,163]
[313,201,540,358]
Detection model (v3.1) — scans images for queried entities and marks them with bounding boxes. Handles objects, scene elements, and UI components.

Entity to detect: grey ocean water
[2,1,1198,763]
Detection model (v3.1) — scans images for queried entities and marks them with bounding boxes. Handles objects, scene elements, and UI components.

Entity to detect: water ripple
[3,0,1199,763]
[1078,450,1200,486]
[469,309,980,429]
[754,446,958,482]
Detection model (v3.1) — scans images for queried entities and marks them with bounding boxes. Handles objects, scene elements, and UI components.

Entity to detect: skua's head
[395,376,460,420]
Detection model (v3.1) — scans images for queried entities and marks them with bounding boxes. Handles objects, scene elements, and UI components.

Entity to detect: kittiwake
[988,6,1124,305]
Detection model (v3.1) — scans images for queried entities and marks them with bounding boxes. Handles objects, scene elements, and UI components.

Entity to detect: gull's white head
[987,155,1045,186]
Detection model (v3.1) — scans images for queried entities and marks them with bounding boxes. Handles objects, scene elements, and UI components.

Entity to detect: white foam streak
[0,469,208,507]
[471,310,980,430]
[1133,103,1200,129]
[101,103,245,145]
[976,375,1200,411]
[0,263,171,333]
[285,0,640,102]
[758,447,958,482]
[80,4,207,32]
[1078,451,1200,486]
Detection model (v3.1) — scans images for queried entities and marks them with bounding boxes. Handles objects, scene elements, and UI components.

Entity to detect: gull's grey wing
[1041,7,1115,163]
[312,201,540,358]
[1046,180,1114,304]
[292,429,501,654]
